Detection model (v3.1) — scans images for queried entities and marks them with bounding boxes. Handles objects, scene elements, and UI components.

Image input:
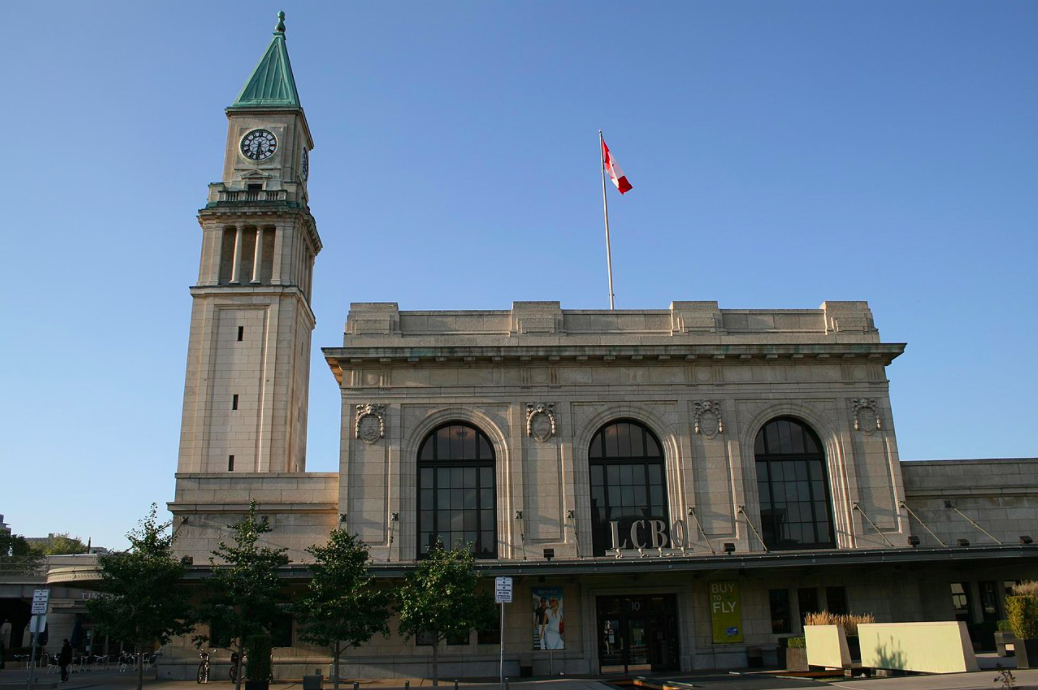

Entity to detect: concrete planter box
[805,625,851,670]
[857,622,978,674]
[995,630,1017,657]
[1017,638,1038,669]
[785,647,808,671]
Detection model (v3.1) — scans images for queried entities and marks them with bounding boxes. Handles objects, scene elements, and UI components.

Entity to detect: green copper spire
[229,11,301,110]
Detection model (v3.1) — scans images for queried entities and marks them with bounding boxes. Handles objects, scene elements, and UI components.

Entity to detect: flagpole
[599,130,616,310]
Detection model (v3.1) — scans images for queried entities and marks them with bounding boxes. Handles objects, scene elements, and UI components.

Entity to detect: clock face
[240,129,278,161]
[301,147,309,181]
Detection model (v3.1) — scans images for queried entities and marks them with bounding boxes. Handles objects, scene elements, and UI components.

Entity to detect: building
[143,13,1038,679]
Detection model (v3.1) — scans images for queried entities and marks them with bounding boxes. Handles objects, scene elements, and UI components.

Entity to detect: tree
[199,501,289,690]
[396,543,495,686]
[33,533,89,555]
[86,505,194,690]
[0,530,43,574]
[295,529,390,690]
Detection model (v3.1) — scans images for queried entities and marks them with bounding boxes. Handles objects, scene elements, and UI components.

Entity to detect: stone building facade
[155,14,1038,680]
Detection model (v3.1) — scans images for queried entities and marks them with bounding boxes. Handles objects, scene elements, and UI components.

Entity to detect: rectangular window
[825,586,848,616]
[209,615,232,648]
[797,588,819,626]
[232,394,239,411]
[951,582,973,622]
[446,629,470,646]
[478,607,501,645]
[271,608,293,647]
[769,589,792,634]
[228,455,235,472]
[247,183,263,192]
[979,581,1000,622]
[237,326,244,341]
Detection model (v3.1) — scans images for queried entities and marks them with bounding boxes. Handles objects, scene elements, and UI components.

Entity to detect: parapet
[338,300,880,345]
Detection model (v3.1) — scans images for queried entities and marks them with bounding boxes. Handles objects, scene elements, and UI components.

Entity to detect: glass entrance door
[596,594,679,674]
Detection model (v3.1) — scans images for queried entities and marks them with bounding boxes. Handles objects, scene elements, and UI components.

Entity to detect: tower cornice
[197,204,322,255]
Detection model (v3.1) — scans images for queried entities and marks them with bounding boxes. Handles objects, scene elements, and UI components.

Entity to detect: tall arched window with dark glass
[417,423,496,559]
[589,420,668,556]
[754,418,835,550]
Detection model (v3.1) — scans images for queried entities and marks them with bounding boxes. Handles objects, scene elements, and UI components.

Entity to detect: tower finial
[275,11,286,34]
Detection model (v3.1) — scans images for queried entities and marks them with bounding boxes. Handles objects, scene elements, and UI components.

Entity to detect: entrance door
[596,594,679,674]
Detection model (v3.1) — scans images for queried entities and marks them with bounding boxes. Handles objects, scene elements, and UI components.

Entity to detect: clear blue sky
[1,2,1035,549]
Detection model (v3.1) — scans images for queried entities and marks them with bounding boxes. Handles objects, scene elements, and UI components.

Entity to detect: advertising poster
[532,587,565,650]
[709,581,743,643]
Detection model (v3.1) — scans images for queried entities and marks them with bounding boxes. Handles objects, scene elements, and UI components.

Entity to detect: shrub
[1011,581,1038,598]
[1006,596,1038,640]
[786,636,806,648]
[997,619,1014,633]
[245,635,272,682]
[803,610,875,636]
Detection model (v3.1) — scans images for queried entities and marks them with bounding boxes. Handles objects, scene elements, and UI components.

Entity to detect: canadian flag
[602,138,632,194]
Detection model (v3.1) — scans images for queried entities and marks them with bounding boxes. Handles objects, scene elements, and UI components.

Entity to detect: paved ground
[0,659,1034,690]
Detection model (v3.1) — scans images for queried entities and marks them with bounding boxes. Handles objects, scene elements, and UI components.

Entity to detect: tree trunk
[234,641,244,690]
[431,638,439,687]
[136,638,145,690]
[332,643,341,690]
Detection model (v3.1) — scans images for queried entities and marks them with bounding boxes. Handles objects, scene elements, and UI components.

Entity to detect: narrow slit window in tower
[228,455,235,472]
[232,394,239,411]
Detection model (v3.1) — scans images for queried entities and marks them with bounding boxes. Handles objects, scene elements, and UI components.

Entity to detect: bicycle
[196,649,211,684]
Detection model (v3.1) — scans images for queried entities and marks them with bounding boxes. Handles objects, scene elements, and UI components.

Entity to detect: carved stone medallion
[525,403,557,442]
[693,400,724,438]
[851,398,881,434]
[355,403,386,443]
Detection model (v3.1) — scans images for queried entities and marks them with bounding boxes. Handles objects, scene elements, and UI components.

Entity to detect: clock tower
[177,12,321,474]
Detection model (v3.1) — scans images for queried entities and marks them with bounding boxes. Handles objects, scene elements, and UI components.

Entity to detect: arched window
[589,420,668,556]
[417,423,496,559]
[754,417,835,550]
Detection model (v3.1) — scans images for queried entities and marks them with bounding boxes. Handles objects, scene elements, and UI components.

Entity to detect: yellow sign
[709,581,742,643]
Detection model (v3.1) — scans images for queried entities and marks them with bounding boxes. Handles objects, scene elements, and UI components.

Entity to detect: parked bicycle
[229,651,240,682]
[196,649,212,684]
[228,651,273,683]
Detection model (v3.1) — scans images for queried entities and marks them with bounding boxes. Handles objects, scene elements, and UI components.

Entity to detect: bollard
[505,679,510,690]
[405,682,410,690]
[354,683,360,690]
[454,681,459,690]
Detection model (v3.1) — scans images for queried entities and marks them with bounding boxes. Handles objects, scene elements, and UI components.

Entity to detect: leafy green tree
[0,530,43,574]
[86,505,194,690]
[199,501,289,690]
[33,532,89,555]
[397,542,495,686]
[295,529,391,690]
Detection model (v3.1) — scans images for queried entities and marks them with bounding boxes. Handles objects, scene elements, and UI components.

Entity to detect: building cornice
[188,285,317,328]
[323,343,906,384]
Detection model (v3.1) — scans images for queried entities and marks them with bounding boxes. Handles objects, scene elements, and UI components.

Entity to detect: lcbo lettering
[608,519,688,550]
[710,582,737,613]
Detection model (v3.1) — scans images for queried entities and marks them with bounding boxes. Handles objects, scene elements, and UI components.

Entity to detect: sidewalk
[1,666,1035,690]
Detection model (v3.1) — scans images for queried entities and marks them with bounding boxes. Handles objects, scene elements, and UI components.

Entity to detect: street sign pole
[25,615,40,690]
[26,589,50,690]
[494,577,512,690]
[499,601,505,689]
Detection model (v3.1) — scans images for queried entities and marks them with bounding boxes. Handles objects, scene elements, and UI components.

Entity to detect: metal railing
[216,190,288,203]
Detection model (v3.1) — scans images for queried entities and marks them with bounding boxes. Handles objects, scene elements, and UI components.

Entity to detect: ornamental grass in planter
[804,611,875,662]
[1006,582,1038,669]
